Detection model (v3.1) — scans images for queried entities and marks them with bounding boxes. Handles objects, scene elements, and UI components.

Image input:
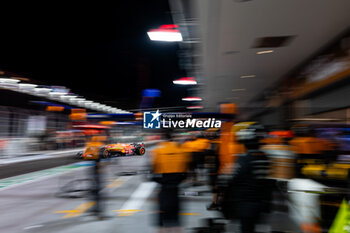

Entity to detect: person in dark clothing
[206,133,221,210]
[222,123,271,233]
[151,131,190,232]
[91,156,103,217]
[83,136,105,219]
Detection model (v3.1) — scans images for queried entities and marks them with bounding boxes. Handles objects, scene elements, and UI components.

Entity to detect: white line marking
[0,163,90,192]
[119,182,157,211]
[0,148,83,165]
[104,176,133,193]
[23,224,43,230]
[0,155,51,165]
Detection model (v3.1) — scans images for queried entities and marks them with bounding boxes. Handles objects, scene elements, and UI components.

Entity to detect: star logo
[151,109,161,122]
[143,110,162,129]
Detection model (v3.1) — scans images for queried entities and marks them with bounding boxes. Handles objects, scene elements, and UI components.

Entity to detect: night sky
[0,1,187,111]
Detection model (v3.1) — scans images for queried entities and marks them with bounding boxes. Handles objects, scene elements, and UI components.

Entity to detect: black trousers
[159,183,180,227]
[155,173,186,227]
[91,160,102,214]
[240,217,256,233]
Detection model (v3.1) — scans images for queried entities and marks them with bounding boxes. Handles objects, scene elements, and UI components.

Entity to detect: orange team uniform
[289,137,323,155]
[83,141,104,160]
[218,123,246,174]
[152,141,191,174]
[183,138,211,153]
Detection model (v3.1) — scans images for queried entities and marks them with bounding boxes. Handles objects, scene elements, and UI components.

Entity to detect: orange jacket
[152,141,191,174]
[182,138,210,153]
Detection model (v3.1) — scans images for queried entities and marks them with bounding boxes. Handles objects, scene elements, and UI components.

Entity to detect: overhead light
[182,97,202,101]
[187,106,203,109]
[93,104,101,109]
[49,91,67,97]
[147,24,183,42]
[60,95,76,100]
[77,100,87,105]
[85,103,93,108]
[173,77,197,85]
[0,78,20,89]
[11,77,30,82]
[0,78,20,84]
[232,88,246,92]
[19,83,38,89]
[256,50,274,55]
[90,103,99,107]
[34,88,52,94]
[240,75,256,79]
[69,97,84,104]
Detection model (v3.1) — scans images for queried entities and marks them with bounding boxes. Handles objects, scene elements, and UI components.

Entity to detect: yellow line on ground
[55,201,96,218]
[179,213,201,216]
[55,178,128,218]
[111,210,201,217]
[113,209,143,216]
[106,179,125,189]
[55,210,79,213]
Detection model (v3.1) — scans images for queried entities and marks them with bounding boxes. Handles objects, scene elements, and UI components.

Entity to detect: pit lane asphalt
[0,145,223,233]
[0,151,80,179]
[0,145,301,233]
[0,141,159,179]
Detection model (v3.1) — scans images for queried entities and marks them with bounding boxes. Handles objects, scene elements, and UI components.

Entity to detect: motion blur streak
[0,0,350,233]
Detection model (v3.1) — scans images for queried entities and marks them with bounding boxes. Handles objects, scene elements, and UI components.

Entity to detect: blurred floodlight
[49,91,67,97]
[142,88,161,97]
[256,50,274,54]
[0,78,20,84]
[90,103,99,107]
[60,95,76,100]
[182,97,202,101]
[11,76,29,82]
[69,98,82,104]
[173,77,197,85]
[187,105,203,109]
[147,31,182,42]
[147,24,182,42]
[34,87,52,94]
[19,83,38,90]
[74,97,85,102]
[77,100,87,106]
[240,75,256,79]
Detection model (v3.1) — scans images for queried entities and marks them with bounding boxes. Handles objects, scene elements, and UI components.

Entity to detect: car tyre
[76,151,83,159]
[103,149,110,158]
[138,147,145,155]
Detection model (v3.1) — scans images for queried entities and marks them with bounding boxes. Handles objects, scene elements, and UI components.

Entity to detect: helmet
[236,123,265,149]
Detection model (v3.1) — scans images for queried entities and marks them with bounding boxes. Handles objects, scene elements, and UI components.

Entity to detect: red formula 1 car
[102,143,145,157]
